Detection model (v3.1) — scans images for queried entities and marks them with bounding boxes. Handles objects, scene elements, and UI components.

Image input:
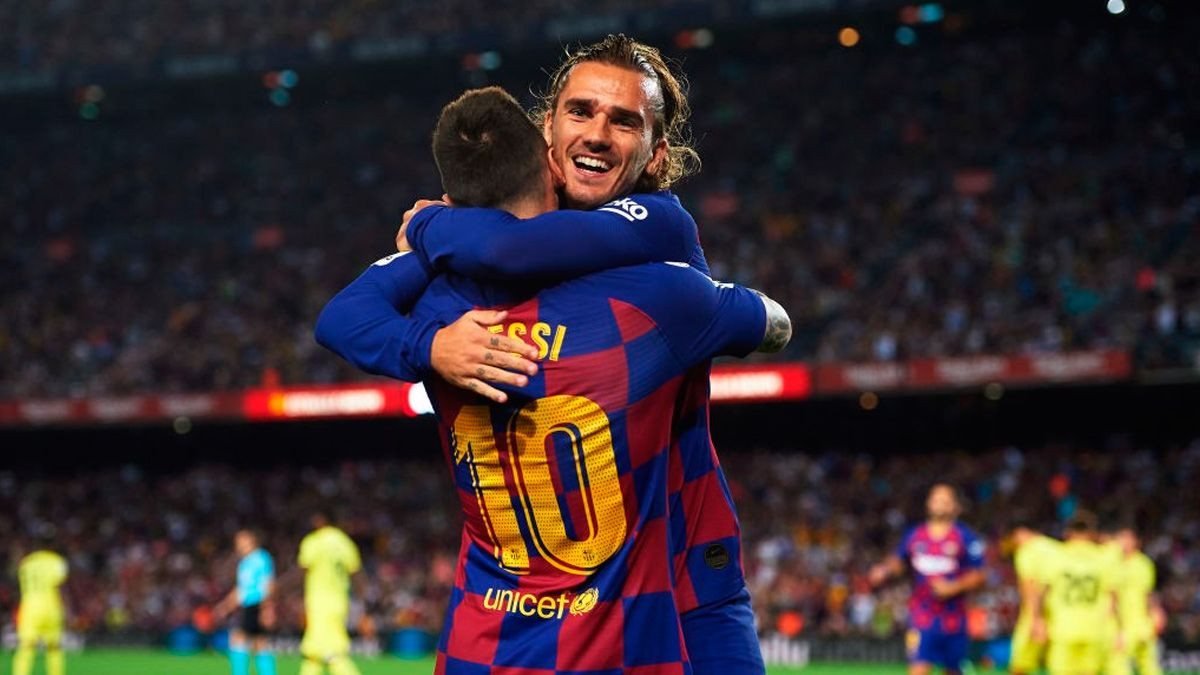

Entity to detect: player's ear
[542,110,554,145]
[547,147,565,189]
[643,137,668,184]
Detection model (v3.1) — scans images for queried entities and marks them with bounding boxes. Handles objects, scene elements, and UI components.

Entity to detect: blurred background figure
[215,530,277,675]
[297,512,362,675]
[12,539,68,675]
[1106,526,1165,675]
[1031,510,1116,675]
[1008,525,1060,675]
[870,484,986,674]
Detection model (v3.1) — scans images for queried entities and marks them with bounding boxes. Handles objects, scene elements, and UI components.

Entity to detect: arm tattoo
[752,289,792,353]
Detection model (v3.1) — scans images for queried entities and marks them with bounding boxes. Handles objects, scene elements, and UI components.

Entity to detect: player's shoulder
[955,524,986,558]
[598,190,690,222]
[26,550,63,566]
[580,261,714,298]
[954,521,982,539]
[1031,535,1060,561]
[899,523,923,546]
[370,250,415,267]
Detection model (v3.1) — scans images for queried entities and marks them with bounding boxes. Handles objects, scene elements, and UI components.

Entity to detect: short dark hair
[433,87,547,208]
[535,34,700,191]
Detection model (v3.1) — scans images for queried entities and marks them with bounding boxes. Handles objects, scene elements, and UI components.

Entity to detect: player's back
[1044,539,1116,642]
[414,262,764,672]
[300,526,360,607]
[18,551,67,609]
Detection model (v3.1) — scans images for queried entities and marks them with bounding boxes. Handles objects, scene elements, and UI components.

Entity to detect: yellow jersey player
[1009,526,1060,675]
[298,512,363,675]
[1031,510,1121,675]
[13,545,69,675]
[1105,527,1164,675]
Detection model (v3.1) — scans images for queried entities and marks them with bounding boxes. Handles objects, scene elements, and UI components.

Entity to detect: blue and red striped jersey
[316,190,764,623]
[412,262,765,674]
[403,192,757,615]
[896,522,985,633]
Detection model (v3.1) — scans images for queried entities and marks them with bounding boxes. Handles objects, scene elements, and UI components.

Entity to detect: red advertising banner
[817,349,1131,394]
[242,383,424,420]
[0,350,1133,427]
[709,363,812,402]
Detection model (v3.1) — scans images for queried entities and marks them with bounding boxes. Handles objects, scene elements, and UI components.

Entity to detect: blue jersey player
[318,35,775,674]
[215,530,277,675]
[870,484,987,675]
[318,82,789,673]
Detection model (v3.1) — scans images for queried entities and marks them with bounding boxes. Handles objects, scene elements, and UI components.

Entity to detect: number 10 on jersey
[452,395,627,576]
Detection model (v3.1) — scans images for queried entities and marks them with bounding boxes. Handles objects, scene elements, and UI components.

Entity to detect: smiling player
[318,36,770,672]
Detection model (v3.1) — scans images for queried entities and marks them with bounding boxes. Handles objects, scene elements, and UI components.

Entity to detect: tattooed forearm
[752,289,792,353]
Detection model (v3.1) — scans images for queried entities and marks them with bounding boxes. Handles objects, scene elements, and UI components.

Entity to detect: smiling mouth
[571,155,613,177]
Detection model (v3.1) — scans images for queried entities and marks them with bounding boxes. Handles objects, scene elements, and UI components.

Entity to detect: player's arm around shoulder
[403,192,698,279]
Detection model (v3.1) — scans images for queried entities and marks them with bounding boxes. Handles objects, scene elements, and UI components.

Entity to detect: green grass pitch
[2,648,912,674]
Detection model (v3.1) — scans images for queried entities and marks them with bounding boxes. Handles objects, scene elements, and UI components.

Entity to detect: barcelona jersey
[411,262,765,673]
[402,191,758,616]
[316,192,762,623]
[896,522,985,634]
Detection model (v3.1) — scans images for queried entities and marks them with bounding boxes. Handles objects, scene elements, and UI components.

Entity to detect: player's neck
[501,189,556,219]
[925,519,954,537]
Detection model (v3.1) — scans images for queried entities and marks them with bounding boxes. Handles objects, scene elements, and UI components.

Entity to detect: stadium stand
[1,2,1197,398]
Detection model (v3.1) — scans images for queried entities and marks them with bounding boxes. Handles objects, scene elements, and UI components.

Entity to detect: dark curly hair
[533,34,700,192]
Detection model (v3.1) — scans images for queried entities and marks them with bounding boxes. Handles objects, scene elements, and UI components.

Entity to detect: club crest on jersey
[570,587,599,616]
[943,541,958,556]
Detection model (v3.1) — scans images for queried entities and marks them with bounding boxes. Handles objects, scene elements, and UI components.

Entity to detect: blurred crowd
[2,438,1199,647]
[2,6,1199,399]
[3,0,706,73]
